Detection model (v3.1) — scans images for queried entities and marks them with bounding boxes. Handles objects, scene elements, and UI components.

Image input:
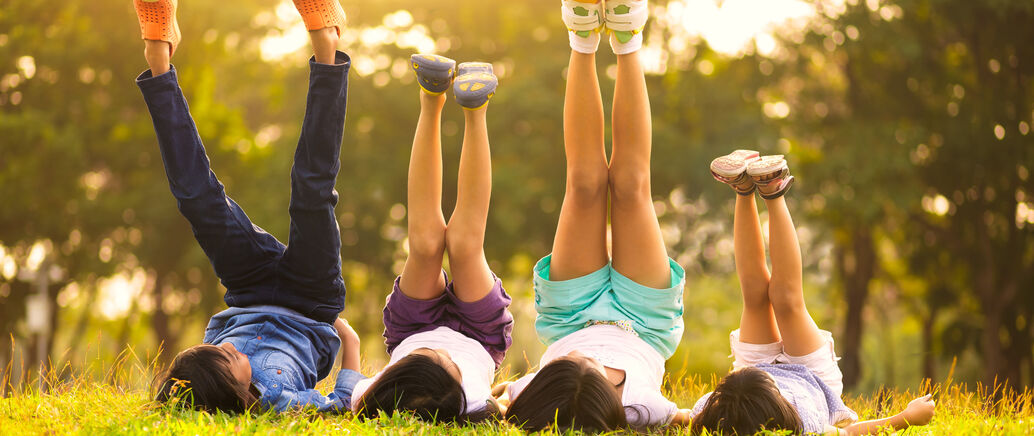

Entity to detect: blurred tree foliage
[0,0,1031,394]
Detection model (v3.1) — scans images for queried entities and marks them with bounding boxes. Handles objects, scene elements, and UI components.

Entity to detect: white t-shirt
[350,326,495,414]
[508,325,678,427]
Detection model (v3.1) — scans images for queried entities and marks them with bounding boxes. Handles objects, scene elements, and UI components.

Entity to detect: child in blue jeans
[343,54,513,422]
[690,152,936,434]
[139,0,365,413]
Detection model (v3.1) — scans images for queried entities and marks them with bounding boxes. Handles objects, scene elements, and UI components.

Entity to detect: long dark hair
[505,359,628,432]
[355,353,466,422]
[691,367,803,435]
[153,345,259,413]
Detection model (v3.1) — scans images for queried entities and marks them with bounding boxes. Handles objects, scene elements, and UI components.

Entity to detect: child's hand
[491,381,513,399]
[901,394,935,425]
[334,318,360,346]
[335,318,362,371]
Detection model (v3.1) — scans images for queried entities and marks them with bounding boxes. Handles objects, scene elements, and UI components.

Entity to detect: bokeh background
[1,0,1032,396]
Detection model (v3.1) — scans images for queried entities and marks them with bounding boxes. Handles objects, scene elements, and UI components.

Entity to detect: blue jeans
[136,51,351,323]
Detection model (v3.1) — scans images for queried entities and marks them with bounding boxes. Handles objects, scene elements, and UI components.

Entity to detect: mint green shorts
[532,254,686,359]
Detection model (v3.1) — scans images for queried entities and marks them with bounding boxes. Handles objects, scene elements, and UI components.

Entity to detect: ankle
[144,40,171,75]
[463,106,488,118]
[309,27,339,64]
[419,91,446,108]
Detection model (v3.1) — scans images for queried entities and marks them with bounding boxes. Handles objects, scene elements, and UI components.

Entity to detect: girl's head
[154,343,258,413]
[691,367,803,435]
[355,350,466,422]
[505,353,628,432]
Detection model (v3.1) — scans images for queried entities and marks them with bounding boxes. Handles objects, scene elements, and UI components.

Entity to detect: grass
[2,353,1034,435]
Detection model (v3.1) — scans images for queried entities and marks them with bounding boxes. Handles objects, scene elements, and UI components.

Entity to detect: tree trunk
[152,271,176,366]
[838,225,876,391]
[921,309,936,381]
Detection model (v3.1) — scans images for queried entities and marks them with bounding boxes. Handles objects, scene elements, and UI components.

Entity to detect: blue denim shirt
[203,305,366,412]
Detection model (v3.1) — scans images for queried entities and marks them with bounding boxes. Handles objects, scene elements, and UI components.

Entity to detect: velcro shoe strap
[605,0,648,32]
[562,0,605,32]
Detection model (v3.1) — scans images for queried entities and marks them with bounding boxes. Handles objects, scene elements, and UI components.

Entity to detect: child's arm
[668,409,693,426]
[333,318,361,371]
[491,382,513,414]
[835,395,935,435]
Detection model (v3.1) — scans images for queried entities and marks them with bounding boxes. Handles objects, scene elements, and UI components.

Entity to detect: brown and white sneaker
[747,155,795,199]
[710,149,761,196]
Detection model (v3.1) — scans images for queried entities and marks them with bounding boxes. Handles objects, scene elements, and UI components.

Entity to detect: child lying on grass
[690,151,936,435]
[137,0,363,413]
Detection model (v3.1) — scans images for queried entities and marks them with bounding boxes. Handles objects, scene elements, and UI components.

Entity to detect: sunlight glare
[96,269,149,320]
[666,0,817,57]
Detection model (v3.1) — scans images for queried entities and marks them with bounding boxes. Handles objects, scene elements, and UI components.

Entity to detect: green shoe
[605,0,648,44]
[562,0,605,39]
[410,54,456,95]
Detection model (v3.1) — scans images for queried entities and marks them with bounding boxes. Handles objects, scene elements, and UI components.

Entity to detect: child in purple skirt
[341,54,513,422]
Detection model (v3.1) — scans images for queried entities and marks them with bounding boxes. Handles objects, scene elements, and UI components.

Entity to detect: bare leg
[765,196,824,355]
[399,92,448,300]
[445,106,496,303]
[733,195,780,344]
[144,40,171,75]
[308,27,338,65]
[550,51,610,280]
[608,52,670,289]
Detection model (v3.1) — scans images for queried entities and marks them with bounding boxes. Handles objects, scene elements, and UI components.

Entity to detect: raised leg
[549,51,610,280]
[607,51,670,289]
[733,195,780,344]
[765,196,824,355]
[445,106,495,302]
[137,56,283,295]
[398,91,449,300]
[277,28,351,318]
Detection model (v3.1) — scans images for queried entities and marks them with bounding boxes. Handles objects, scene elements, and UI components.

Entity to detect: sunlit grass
[2,350,1033,435]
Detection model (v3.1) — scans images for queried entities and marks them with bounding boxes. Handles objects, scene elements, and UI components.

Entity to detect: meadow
[2,353,1033,435]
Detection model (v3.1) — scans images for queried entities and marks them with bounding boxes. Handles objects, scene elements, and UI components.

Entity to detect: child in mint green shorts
[500,0,692,431]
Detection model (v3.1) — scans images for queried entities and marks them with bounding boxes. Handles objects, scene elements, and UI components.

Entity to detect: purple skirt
[382,271,513,367]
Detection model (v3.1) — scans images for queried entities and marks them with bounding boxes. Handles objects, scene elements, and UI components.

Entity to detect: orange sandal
[134,0,181,56]
[292,0,347,36]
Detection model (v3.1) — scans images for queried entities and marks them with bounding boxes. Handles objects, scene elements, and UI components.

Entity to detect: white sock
[569,31,601,54]
[609,32,643,55]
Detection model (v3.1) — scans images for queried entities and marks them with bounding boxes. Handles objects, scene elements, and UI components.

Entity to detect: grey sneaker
[411,54,456,95]
[453,62,497,109]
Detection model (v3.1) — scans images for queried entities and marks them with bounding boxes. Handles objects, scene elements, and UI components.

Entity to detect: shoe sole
[746,156,787,180]
[411,54,456,95]
[710,156,747,179]
[454,72,498,109]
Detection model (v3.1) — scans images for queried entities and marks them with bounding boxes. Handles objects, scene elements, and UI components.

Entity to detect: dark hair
[153,345,259,414]
[505,359,628,432]
[355,354,466,422]
[691,367,803,435]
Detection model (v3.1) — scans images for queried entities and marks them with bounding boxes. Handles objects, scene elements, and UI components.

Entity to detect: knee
[445,227,485,261]
[608,166,651,204]
[768,282,807,316]
[565,166,609,204]
[740,284,771,309]
[408,225,447,259]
